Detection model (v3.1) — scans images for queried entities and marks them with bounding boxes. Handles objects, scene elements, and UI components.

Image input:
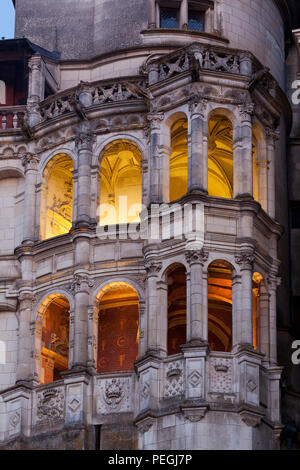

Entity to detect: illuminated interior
[40,295,70,384]
[167,265,187,355]
[96,282,139,373]
[170,118,188,202]
[208,261,233,352]
[40,154,73,240]
[99,140,142,225]
[208,116,233,198]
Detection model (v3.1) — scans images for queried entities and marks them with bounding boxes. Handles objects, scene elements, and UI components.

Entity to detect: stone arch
[98,139,143,226]
[34,292,71,384]
[207,259,234,352]
[207,108,234,199]
[95,281,140,373]
[39,153,74,240]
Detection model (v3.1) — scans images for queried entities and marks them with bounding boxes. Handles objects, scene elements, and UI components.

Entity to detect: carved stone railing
[0,106,26,131]
[145,43,262,84]
[39,78,146,124]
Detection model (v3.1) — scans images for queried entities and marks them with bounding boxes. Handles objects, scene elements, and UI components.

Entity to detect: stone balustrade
[0,106,26,131]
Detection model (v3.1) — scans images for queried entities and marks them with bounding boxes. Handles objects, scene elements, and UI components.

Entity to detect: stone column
[232,274,242,348]
[180,0,188,29]
[147,113,164,204]
[235,251,254,347]
[138,302,147,358]
[266,127,279,219]
[188,97,208,194]
[239,52,253,77]
[27,55,43,126]
[87,305,98,371]
[148,0,157,28]
[16,293,35,384]
[157,280,168,355]
[145,260,162,355]
[185,250,209,344]
[75,128,95,226]
[70,274,95,370]
[235,103,255,198]
[22,153,39,244]
[268,275,280,364]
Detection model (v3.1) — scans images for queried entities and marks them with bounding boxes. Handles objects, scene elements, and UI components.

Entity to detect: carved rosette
[235,251,255,270]
[22,153,40,172]
[185,249,209,267]
[147,112,164,132]
[144,260,162,277]
[70,274,95,294]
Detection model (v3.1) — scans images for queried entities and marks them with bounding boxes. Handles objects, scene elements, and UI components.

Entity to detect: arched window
[208,260,233,352]
[208,116,233,198]
[40,154,73,240]
[96,282,139,373]
[38,295,70,384]
[99,141,142,226]
[167,265,187,355]
[0,80,6,104]
[170,118,188,202]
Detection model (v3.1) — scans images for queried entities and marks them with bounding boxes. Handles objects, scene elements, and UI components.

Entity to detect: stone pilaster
[147,113,164,204]
[27,55,43,126]
[235,251,254,347]
[144,259,162,354]
[188,97,208,194]
[234,103,255,198]
[268,275,281,364]
[70,274,95,370]
[185,249,209,344]
[22,153,39,244]
[16,293,35,384]
[266,127,280,219]
[74,128,95,227]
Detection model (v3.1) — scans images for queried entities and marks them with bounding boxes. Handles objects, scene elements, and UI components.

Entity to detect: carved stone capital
[238,102,255,122]
[185,249,209,266]
[189,95,208,117]
[265,126,280,143]
[75,129,95,151]
[267,275,281,292]
[144,260,162,276]
[147,112,164,131]
[70,274,95,294]
[235,251,255,270]
[28,55,42,73]
[22,152,39,172]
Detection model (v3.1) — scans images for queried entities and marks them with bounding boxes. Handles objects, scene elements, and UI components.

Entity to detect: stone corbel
[240,410,263,428]
[136,415,156,434]
[182,406,208,423]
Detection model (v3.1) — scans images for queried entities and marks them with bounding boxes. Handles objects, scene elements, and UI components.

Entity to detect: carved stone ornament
[21,152,39,171]
[265,126,280,143]
[146,112,164,131]
[189,95,208,117]
[185,249,209,266]
[136,416,155,434]
[70,274,95,293]
[238,102,255,121]
[144,260,162,276]
[103,379,125,408]
[240,410,262,428]
[9,412,21,429]
[36,388,65,423]
[182,406,208,423]
[235,251,255,270]
[75,129,96,151]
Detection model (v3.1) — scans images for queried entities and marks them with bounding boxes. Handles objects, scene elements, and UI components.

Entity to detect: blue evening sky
[0,0,15,39]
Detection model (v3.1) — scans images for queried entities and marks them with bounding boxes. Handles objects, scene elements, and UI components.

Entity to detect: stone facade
[0,0,299,450]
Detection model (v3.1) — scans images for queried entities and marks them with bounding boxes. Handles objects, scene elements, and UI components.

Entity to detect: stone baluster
[234,103,255,198]
[185,249,209,344]
[16,293,35,384]
[235,251,254,347]
[147,113,164,204]
[75,127,95,226]
[145,260,162,354]
[188,97,208,194]
[70,274,95,370]
[22,153,39,244]
[266,127,280,219]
